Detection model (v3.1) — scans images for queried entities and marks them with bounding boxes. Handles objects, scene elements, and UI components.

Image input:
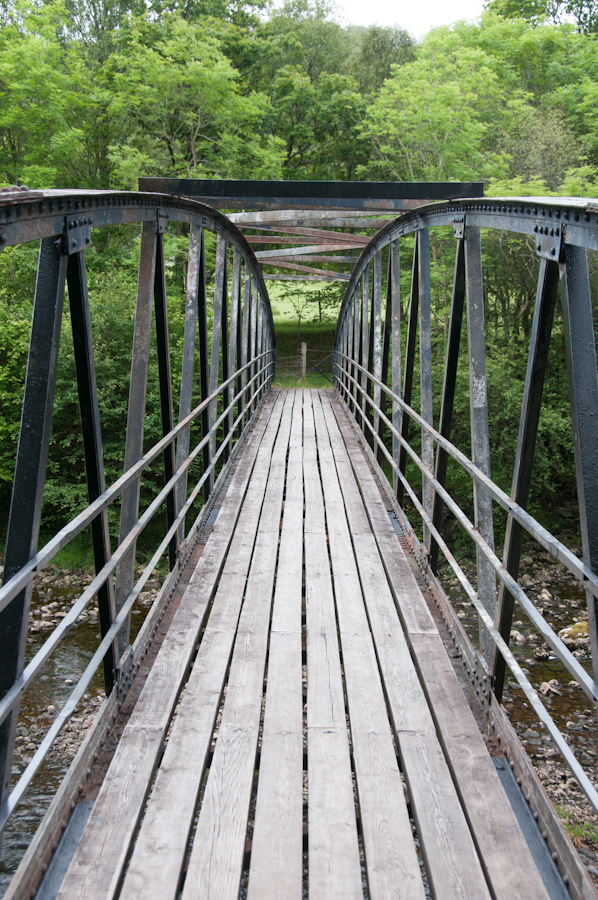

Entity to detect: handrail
[0,190,276,840]
[333,196,598,813]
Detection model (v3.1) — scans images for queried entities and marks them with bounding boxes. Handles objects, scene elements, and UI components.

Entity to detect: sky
[335,0,485,38]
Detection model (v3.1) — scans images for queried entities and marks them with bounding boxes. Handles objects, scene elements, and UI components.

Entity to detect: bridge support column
[465,225,496,664]
[114,222,157,661]
[561,245,598,702]
[492,257,559,700]
[396,240,419,506]
[429,238,466,574]
[0,236,67,844]
[418,229,434,547]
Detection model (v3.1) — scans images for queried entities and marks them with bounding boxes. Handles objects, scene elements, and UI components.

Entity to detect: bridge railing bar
[0,189,276,844]
[0,356,272,833]
[336,353,598,812]
[333,196,598,813]
[341,357,598,806]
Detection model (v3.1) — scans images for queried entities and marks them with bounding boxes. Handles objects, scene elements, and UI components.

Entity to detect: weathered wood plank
[410,632,552,900]
[246,393,304,900]
[119,630,234,900]
[311,391,425,900]
[308,727,363,900]
[247,630,303,898]
[56,393,283,900]
[180,391,294,900]
[325,391,550,900]
[304,392,362,900]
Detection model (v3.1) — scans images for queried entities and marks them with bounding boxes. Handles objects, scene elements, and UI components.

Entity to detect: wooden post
[301,342,307,381]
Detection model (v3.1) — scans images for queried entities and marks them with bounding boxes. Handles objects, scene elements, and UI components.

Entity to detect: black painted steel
[0,190,275,848]
[396,240,419,507]
[561,244,598,681]
[138,177,485,211]
[333,195,598,814]
[0,236,66,837]
[66,251,116,694]
[429,239,466,574]
[153,233,179,571]
[493,259,560,700]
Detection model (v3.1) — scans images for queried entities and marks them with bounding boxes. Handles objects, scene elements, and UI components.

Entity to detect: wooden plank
[180,392,293,900]
[316,391,493,900]
[246,394,304,900]
[119,631,234,900]
[311,391,426,900]
[308,727,363,900]
[271,392,303,637]
[410,632,552,900]
[56,394,283,900]
[247,629,303,898]
[326,392,550,900]
[304,391,362,900]
[323,392,437,635]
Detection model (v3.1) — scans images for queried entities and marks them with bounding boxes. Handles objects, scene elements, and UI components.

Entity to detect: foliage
[0,0,596,541]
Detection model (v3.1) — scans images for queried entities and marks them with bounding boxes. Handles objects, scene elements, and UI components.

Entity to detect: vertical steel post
[492,257,559,700]
[419,230,434,546]
[220,250,230,463]
[256,300,264,400]
[208,235,226,490]
[396,239,419,506]
[347,292,355,412]
[154,233,178,571]
[361,269,370,431]
[250,280,258,411]
[465,225,496,662]
[176,224,201,541]
[114,222,156,660]
[241,271,251,423]
[366,270,376,447]
[352,288,360,416]
[67,250,116,693]
[197,231,210,504]
[228,248,241,442]
[379,252,393,463]
[429,239,466,574]
[561,244,598,696]
[390,240,401,493]
[372,251,383,449]
[0,236,67,832]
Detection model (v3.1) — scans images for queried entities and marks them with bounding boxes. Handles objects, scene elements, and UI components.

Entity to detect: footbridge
[1,183,598,900]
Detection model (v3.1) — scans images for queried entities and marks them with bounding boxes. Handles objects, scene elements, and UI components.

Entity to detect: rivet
[542,830,548,840]
[552,852,558,862]
[71,239,77,249]
[533,811,539,821]
[537,244,541,252]
[510,761,515,770]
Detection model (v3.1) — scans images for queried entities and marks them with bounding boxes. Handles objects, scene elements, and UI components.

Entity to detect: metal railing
[0,189,275,839]
[333,196,598,813]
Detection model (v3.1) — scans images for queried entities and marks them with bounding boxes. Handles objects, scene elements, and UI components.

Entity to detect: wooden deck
[55,389,552,900]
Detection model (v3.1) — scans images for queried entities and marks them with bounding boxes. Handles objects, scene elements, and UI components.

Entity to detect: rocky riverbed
[439,538,598,878]
[0,565,162,896]
[2,539,598,894]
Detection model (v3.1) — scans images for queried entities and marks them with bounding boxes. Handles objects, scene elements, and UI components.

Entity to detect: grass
[555,805,598,847]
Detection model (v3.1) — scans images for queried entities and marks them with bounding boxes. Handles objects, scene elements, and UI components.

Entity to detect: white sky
[334,0,485,39]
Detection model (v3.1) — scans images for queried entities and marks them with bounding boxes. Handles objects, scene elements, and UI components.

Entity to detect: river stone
[559,620,590,648]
